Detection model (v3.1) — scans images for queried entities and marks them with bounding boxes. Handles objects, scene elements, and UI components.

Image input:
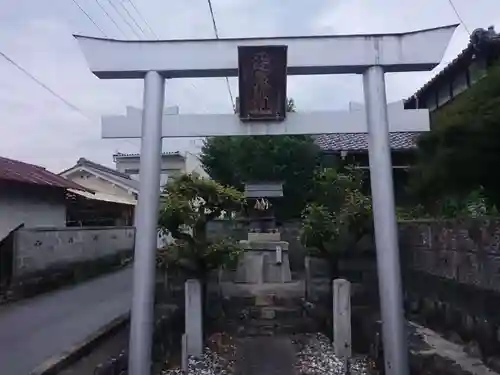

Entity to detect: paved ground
[59,325,129,375]
[235,337,297,375]
[0,267,132,375]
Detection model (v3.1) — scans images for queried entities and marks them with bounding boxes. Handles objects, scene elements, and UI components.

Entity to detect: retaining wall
[12,226,135,278]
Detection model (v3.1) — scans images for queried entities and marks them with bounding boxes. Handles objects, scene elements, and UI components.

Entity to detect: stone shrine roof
[244,182,284,198]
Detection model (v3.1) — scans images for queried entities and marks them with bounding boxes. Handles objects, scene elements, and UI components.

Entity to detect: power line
[125,0,159,39]
[0,50,96,123]
[207,0,235,109]
[0,48,138,151]
[71,0,107,36]
[207,0,220,38]
[94,0,129,38]
[117,1,148,38]
[106,0,143,39]
[447,0,471,35]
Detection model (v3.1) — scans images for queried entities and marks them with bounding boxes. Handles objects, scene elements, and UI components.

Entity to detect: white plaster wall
[13,226,135,277]
[65,170,136,198]
[185,152,209,178]
[0,184,66,241]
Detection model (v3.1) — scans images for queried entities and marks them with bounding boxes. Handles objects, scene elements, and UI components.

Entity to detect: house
[404,26,500,114]
[60,158,138,226]
[0,156,86,241]
[316,132,418,202]
[113,151,209,188]
[315,101,420,202]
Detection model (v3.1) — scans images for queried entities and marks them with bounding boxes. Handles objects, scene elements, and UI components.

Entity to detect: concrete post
[333,279,352,359]
[185,279,203,357]
[363,65,409,375]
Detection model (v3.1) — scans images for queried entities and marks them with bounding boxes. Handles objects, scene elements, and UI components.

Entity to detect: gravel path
[162,333,373,375]
[235,337,296,375]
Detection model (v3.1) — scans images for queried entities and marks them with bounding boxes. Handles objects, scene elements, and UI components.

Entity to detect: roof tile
[0,157,87,191]
[315,132,421,151]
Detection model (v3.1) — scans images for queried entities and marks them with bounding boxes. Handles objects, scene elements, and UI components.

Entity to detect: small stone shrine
[235,182,292,284]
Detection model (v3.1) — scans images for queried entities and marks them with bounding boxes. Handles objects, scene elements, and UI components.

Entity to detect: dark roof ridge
[76,158,132,180]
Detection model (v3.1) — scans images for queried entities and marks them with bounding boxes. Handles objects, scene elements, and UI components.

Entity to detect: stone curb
[29,312,130,375]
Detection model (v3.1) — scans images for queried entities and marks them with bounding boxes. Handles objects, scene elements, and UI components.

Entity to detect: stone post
[185,279,203,358]
[333,278,352,359]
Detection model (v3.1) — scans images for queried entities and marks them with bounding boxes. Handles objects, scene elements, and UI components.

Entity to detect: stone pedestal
[235,240,292,284]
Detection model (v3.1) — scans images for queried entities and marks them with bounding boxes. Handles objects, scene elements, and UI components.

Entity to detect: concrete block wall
[12,226,135,278]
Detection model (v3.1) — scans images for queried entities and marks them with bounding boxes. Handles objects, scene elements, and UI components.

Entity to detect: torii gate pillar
[74,24,457,375]
[128,71,165,375]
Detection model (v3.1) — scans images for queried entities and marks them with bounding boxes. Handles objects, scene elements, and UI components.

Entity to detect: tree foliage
[300,167,372,270]
[409,63,500,208]
[157,174,245,278]
[200,97,321,220]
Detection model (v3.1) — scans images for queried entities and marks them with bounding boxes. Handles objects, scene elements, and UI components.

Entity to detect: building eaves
[61,158,140,192]
[0,156,88,191]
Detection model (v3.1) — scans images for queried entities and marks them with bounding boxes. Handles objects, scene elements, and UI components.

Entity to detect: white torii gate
[75,24,457,375]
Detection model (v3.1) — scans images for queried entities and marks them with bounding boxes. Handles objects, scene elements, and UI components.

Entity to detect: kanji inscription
[238,45,287,121]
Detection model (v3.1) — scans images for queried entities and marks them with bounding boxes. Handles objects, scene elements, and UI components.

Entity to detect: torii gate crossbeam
[74,24,457,375]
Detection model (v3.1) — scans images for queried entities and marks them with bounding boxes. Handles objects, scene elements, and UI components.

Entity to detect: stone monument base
[235,240,292,284]
[220,280,305,298]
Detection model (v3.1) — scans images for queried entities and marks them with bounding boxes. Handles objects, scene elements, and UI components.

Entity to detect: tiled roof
[315,132,421,152]
[405,26,500,108]
[404,43,474,108]
[113,151,182,159]
[0,156,87,191]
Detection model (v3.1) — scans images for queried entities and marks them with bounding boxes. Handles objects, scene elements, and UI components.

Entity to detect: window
[426,95,437,111]
[451,72,468,97]
[437,86,450,107]
[469,59,487,84]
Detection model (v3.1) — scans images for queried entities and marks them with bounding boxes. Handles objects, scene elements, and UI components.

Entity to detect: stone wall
[12,226,135,278]
[400,218,500,363]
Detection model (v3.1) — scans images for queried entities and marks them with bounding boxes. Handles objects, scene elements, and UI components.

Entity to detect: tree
[300,167,372,275]
[200,98,321,220]
[157,174,244,281]
[409,63,500,209]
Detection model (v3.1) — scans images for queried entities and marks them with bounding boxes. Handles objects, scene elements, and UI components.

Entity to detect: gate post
[363,65,409,375]
[128,70,165,375]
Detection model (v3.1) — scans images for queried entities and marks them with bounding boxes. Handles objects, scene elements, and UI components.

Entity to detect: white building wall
[114,152,208,248]
[185,152,209,178]
[64,170,136,200]
[0,184,66,240]
[115,154,186,188]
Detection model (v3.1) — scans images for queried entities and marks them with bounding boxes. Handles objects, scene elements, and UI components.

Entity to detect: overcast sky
[0,0,499,172]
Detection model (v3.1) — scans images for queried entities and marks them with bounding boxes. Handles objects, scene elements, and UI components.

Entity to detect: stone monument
[234,182,292,284]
